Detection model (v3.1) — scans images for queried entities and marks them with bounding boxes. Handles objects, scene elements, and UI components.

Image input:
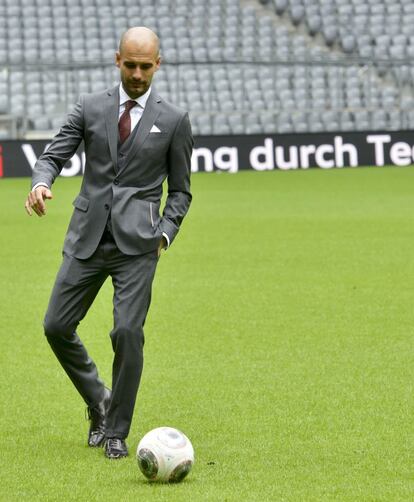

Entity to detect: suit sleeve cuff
[32,182,49,191]
[162,232,170,249]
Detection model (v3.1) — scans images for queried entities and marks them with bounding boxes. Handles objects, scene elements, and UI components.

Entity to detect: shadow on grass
[127,476,197,487]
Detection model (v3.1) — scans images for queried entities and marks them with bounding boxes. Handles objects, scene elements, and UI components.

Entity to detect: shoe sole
[105,453,128,459]
[88,441,105,448]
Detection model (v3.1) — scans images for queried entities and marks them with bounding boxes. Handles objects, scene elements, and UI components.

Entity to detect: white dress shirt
[118,83,151,133]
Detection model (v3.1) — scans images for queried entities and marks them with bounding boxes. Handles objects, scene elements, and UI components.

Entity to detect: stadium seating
[0,0,410,136]
[266,0,414,58]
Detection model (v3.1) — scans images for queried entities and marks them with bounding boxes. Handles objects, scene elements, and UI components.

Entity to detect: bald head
[116,26,161,99]
[119,27,160,58]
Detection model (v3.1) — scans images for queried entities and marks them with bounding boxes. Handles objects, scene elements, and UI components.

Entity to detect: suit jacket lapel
[120,91,162,173]
[104,86,120,172]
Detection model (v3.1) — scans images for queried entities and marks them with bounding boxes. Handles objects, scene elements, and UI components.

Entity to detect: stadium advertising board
[1,132,414,177]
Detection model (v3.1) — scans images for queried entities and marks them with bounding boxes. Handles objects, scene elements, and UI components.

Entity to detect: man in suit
[24,27,193,459]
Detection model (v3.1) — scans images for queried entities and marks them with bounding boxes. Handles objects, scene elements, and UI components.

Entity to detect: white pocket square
[150,125,161,133]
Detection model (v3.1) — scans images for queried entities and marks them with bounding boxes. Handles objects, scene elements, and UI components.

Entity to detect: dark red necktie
[119,100,137,144]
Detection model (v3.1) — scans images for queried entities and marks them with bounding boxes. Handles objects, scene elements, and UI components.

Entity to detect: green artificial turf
[1,167,414,501]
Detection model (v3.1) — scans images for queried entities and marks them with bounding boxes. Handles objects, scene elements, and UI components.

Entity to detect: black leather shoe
[104,437,128,459]
[86,387,111,447]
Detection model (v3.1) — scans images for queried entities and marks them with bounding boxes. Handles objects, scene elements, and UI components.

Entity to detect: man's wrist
[32,182,49,191]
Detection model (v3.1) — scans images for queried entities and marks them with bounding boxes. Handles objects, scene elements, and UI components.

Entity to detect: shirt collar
[119,83,152,109]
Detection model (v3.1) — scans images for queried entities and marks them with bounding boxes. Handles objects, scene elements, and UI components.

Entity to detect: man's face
[116,40,160,98]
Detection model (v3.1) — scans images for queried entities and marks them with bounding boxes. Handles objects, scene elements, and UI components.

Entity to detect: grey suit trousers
[43,230,159,439]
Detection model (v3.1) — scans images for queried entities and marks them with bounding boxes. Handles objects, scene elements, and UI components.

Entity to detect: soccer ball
[136,427,194,483]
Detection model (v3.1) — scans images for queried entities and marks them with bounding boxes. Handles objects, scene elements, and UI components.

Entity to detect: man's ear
[115,52,121,68]
[155,56,161,71]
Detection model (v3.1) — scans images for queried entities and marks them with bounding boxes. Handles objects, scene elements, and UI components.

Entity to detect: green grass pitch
[1,167,414,501]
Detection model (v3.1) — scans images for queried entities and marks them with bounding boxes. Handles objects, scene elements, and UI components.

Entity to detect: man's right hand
[25,186,53,217]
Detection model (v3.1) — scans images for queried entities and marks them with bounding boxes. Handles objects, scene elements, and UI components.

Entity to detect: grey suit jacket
[32,86,193,259]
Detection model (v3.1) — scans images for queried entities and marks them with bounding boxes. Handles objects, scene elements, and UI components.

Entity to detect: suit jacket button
[104,204,110,210]
[114,179,119,185]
